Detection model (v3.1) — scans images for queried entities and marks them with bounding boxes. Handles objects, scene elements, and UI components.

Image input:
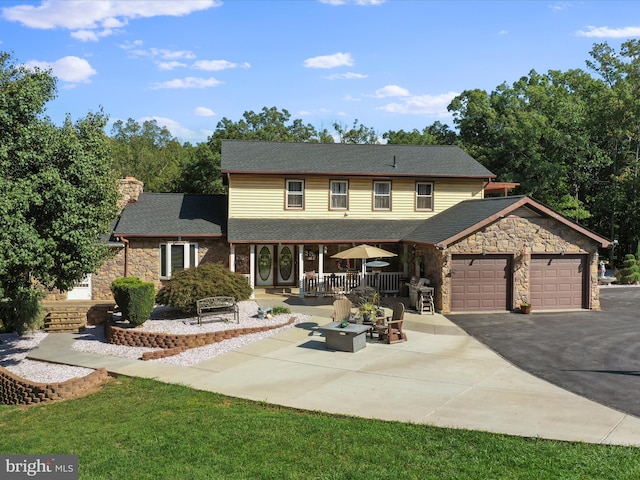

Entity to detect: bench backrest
[197,296,236,310]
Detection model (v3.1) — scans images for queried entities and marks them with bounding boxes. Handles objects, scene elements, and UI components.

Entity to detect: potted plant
[520,302,532,314]
[359,302,377,323]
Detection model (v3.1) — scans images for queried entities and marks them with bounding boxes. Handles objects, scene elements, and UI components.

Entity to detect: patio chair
[331,298,354,323]
[377,302,407,344]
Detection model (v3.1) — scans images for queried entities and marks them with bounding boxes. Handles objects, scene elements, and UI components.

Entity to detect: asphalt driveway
[447,286,640,418]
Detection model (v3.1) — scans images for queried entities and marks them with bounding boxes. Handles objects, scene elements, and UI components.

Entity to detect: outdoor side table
[319,321,370,353]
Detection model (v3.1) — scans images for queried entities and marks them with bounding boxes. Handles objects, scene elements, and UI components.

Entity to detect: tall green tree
[110,118,185,191]
[172,142,225,194]
[383,121,458,145]
[333,119,379,144]
[586,40,640,255]
[449,68,608,221]
[0,52,119,331]
[207,106,331,153]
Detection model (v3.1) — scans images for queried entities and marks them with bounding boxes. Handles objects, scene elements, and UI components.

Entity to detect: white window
[330,180,348,210]
[416,182,434,211]
[286,179,304,209]
[160,242,198,278]
[373,181,391,210]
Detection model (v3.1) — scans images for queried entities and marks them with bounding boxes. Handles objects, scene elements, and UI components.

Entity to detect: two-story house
[221,141,610,313]
[58,140,610,316]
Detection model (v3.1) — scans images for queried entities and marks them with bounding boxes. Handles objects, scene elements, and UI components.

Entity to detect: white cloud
[549,2,571,13]
[138,115,211,142]
[193,60,251,71]
[576,25,640,38]
[195,107,216,117]
[158,61,188,71]
[377,91,459,116]
[2,0,221,41]
[304,52,353,69]
[24,56,96,84]
[372,84,410,98]
[325,72,367,80]
[150,76,223,89]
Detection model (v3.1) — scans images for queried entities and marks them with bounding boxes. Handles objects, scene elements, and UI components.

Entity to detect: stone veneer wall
[126,237,230,291]
[418,213,601,314]
[104,317,295,360]
[92,247,126,301]
[0,367,109,406]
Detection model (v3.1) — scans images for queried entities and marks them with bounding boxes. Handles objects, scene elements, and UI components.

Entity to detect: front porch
[230,243,414,299]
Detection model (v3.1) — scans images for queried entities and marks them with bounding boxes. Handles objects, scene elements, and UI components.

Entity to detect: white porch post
[403,244,409,277]
[318,244,325,279]
[249,245,256,299]
[298,244,304,298]
[229,244,235,272]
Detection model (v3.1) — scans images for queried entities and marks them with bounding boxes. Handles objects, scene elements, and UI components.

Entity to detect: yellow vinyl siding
[228,175,484,219]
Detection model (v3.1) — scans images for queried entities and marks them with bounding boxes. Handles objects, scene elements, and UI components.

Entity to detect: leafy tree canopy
[207,106,333,153]
[0,52,119,319]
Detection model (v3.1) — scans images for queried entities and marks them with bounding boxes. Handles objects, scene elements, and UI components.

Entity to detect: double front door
[255,244,296,287]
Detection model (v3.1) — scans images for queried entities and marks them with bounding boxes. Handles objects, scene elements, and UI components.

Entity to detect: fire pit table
[318,321,370,353]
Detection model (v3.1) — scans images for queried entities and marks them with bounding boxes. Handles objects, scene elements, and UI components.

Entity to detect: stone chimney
[117,177,144,209]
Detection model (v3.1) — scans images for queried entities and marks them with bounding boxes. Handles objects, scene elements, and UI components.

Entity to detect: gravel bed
[0,331,94,383]
[0,301,307,383]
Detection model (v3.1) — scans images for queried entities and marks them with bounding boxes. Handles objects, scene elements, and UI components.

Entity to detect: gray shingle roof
[114,193,227,236]
[221,141,495,178]
[227,218,424,243]
[404,196,527,245]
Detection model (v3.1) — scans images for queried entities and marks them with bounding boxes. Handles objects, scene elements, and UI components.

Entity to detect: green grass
[0,377,638,479]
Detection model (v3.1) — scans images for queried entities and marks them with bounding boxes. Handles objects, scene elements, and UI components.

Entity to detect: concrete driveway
[448,286,640,418]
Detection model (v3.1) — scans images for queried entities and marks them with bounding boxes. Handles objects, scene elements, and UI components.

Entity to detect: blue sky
[1,0,639,143]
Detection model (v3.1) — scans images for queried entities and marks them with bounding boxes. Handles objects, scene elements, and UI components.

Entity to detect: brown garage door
[451,255,511,312]
[530,255,585,310]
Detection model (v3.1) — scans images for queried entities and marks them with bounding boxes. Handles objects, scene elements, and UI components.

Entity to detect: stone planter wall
[104,317,295,360]
[0,367,109,406]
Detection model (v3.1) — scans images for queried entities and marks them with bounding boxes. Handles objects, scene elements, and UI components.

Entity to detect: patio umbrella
[331,244,397,277]
[331,244,397,260]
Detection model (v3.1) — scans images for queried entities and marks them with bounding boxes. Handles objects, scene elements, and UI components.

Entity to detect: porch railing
[302,272,403,297]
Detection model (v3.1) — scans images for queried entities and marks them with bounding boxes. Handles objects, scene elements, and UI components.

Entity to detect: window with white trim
[416,182,434,211]
[160,242,198,278]
[286,179,304,209]
[373,181,391,210]
[330,180,348,210]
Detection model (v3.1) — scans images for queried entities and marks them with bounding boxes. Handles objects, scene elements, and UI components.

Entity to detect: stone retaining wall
[0,367,109,406]
[105,318,296,360]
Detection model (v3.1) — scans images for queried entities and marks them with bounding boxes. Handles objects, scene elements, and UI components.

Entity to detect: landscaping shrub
[271,306,290,315]
[0,288,45,335]
[111,277,155,326]
[619,254,640,285]
[155,263,253,315]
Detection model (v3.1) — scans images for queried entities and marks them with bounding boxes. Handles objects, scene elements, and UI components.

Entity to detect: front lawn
[0,377,638,479]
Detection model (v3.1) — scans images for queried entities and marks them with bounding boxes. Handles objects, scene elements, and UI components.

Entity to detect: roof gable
[221,140,495,179]
[114,193,227,237]
[405,196,610,248]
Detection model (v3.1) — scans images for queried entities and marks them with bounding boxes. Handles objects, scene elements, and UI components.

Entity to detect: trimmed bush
[271,306,291,315]
[0,288,45,335]
[156,263,253,315]
[111,277,155,326]
[620,254,640,285]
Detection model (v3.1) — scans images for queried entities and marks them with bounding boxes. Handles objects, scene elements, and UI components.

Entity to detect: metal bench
[196,296,239,325]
